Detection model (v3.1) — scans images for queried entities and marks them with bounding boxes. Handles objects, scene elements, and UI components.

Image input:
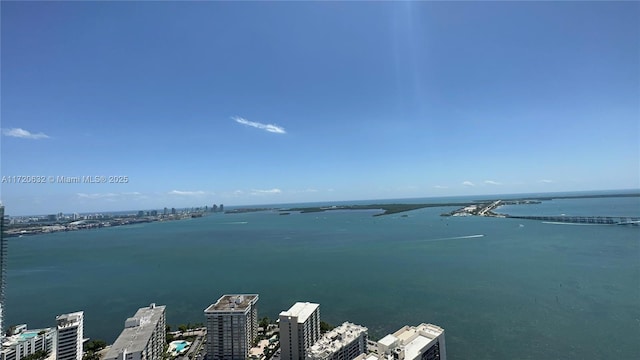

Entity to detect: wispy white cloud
[250,188,282,195]
[290,188,319,194]
[2,128,50,139]
[399,185,419,191]
[462,181,475,187]
[76,192,148,200]
[484,180,501,185]
[77,192,119,199]
[168,190,211,196]
[433,185,449,189]
[539,179,554,184]
[232,116,286,134]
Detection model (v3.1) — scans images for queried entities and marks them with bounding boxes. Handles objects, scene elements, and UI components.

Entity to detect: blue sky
[1,1,638,215]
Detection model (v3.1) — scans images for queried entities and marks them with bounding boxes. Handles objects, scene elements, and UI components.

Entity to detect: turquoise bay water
[6,194,640,359]
[497,196,640,217]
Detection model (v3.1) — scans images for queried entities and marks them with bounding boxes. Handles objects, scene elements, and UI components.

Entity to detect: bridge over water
[506,215,640,225]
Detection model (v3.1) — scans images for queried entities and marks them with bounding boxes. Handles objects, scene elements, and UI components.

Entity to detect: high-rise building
[0,324,56,360]
[0,205,6,339]
[204,294,259,360]
[306,322,368,360]
[279,302,321,360]
[371,323,446,360]
[56,311,84,360]
[104,303,166,360]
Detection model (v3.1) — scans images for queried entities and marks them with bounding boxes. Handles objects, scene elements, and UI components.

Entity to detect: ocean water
[6,194,640,360]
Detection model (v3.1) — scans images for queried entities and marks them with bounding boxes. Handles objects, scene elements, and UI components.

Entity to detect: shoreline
[6,192,639,237]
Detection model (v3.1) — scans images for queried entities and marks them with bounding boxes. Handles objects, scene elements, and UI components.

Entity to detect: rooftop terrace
[205,294,259,312]
[56,311,83,328]
[104,304,166,360]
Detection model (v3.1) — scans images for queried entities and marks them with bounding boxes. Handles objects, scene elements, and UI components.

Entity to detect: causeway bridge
[506,215,640,225]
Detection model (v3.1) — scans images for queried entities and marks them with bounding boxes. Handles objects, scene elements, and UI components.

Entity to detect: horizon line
[4,188,639,218]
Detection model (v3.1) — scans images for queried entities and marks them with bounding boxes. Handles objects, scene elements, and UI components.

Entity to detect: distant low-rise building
[104,303,166,360]
[0,325,56,360]
[306,322,367,360]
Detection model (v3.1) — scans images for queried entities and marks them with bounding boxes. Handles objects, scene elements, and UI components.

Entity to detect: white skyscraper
[104,303,166,360]
[0,205,6,339]
[204,294,259,360]
[56,311,84,360]
[279,302,321,360]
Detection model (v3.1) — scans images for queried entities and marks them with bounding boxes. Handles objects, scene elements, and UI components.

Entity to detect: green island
[282,203,473,216]
[278,192,640,217]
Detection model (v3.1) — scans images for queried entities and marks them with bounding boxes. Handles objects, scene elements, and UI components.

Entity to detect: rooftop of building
[204,294,259,313]
[392,323,443,344]
[354,354,381,360]
[279,302,319,323]
[307,322,367,358]
[56,311,83,328]
[104,304,166,360]
[402,335,435,360]
[380,324,444,360]
[378,334,396,347]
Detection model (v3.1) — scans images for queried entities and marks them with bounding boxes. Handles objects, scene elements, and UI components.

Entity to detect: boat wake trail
[222,221,248,224]
[424,234,485,242]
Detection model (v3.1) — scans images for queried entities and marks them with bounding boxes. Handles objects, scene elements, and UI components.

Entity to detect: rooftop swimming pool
[19,332,38,340]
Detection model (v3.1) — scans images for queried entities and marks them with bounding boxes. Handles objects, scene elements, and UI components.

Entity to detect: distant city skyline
[1,2,638,215]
